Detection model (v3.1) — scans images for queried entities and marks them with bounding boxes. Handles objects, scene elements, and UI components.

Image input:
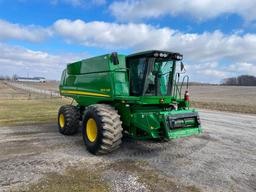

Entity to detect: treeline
[0,75,18,81]
[0,75,12,80]
[222,75,256,86]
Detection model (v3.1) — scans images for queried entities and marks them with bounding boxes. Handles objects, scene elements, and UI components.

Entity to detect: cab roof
[127,50,183,60]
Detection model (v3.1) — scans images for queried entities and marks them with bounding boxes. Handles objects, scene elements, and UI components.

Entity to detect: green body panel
[60,51,202,140]
[60,54,129,105]
[115,103,201,140]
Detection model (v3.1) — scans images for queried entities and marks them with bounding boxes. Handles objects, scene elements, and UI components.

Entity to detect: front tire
[58,105,80,135]
[82,104,123,155]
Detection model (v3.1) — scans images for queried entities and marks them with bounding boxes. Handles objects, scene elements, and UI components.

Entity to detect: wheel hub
[59,114,65,129]
[86,118,97,142]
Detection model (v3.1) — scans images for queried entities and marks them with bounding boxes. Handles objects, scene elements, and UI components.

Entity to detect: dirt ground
[0,109,255,192]
[0,81,256,191]
[11,81,59,92]
[9,81,256,114]
[189,85,256,105]
[0,81,70,126]
[190,85,256,114]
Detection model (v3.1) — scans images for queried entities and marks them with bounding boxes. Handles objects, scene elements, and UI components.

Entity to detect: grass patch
[0,81,255,127]
[22,167,110,192]
[20,160,200,192]
[107,160,201,192]
[0,98,71,126]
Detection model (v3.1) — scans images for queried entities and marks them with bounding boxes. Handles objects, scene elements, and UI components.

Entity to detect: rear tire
[82,104,123,155]
[58,105,80,135]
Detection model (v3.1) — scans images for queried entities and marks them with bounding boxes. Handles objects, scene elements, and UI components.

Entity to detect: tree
[222,75,256,86]
[12,74,18,81]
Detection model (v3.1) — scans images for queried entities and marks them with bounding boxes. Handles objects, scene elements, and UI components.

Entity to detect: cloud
[187,61,256,83]
[0,18,255,82]
[227,62,256,75]
[185,62,227,83]
[52,19,256,82]
[52,19,175,49]
[0,19,51,42]
[200,69,226,78]
[109,0,256,22]
[2,19,256,67]
[52,19,256,64]
[0,43,87,79]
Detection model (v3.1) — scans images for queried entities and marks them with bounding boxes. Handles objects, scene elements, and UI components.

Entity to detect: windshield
[127,57,174,96]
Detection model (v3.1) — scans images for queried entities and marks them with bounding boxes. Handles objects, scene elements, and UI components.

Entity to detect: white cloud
[0,19,51,42]
[0,43,87,79]
[52,19,256,82]
[198,69,226,78]
[185,62,227,83]
[52,19,256,64]
[110,0,256,22]
[0,18,256,82]
[187,61,256,83]
[227,62,256,75]
[52,19,175,49]
[2,19,256,68]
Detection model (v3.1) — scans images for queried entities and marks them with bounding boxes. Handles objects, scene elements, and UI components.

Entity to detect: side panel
[112,71,129,96]
[60,72,114,106]
[109,55,129,96]
[116,102,202,140]
[60,54,129,106]
[75,72,112,92]
[131,111,161,138]
[80,55,109,74]
[66,54,109,75]
[67,61,81,75]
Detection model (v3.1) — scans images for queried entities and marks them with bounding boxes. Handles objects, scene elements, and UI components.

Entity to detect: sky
[0,0,256,83]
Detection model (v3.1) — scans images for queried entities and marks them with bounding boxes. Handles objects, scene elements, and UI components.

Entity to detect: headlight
[159,53,168,57]
[175,54,183,60]
[154,52,159,57]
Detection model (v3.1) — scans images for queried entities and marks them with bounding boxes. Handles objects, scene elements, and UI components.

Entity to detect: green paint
[60,50,202,140]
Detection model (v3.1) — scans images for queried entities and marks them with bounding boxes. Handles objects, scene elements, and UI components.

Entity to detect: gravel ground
[0,109,255,192]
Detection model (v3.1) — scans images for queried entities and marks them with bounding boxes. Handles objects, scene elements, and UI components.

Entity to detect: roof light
[154,52,159,57]
[174,54,183,60]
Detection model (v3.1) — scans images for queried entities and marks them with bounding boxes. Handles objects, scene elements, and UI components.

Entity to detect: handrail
[179,75,189,98]
[173,73,180,98]
[173,73,189,99]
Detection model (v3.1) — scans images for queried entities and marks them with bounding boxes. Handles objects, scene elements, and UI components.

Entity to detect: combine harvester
[58,50,202,154]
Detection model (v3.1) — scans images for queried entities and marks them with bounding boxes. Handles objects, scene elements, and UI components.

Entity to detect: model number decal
[100,88,111,92]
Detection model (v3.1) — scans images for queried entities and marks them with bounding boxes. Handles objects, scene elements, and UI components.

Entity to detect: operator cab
[126,50,183,97]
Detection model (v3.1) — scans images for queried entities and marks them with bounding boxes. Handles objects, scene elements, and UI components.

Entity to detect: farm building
[16,77,46,83]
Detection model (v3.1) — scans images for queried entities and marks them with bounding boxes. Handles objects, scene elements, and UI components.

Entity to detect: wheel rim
[59,114,65,129]
[86,118,97,142]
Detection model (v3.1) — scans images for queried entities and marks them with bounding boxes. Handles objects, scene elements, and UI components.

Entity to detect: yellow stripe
[61,90,111,97]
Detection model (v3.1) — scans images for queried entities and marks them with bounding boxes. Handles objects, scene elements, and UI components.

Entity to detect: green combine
[58,50,202,154]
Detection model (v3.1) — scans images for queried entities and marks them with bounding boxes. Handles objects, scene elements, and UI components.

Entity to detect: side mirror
[111,52,119,65]
[181,62,185,72]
